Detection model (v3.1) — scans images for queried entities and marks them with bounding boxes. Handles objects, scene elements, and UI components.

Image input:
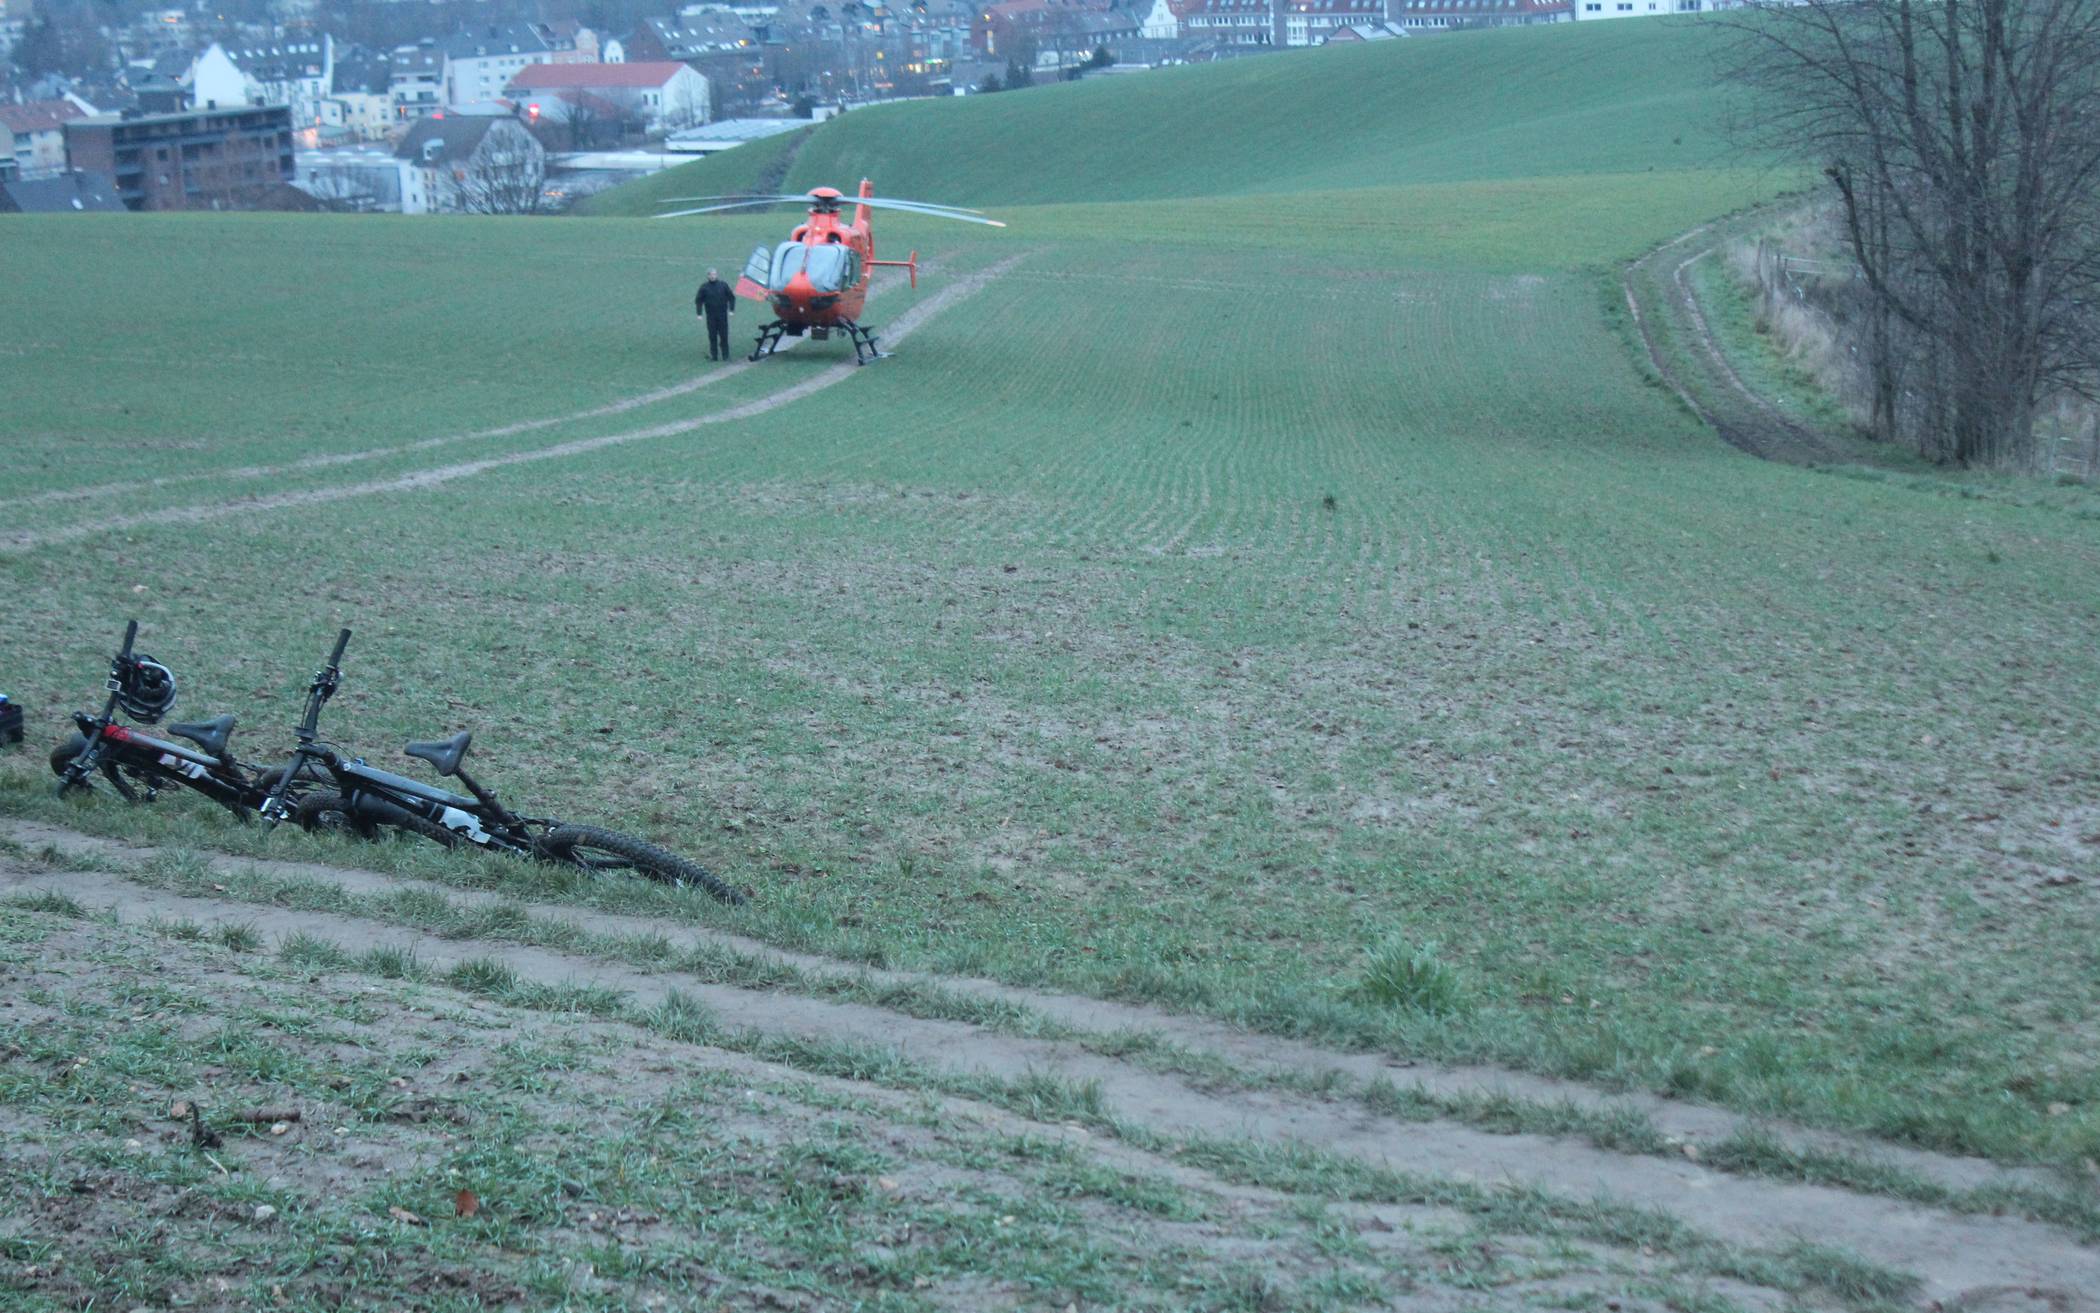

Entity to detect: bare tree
[451,127,548,215]
[1729,0,2100,467]
[303,163,385,213]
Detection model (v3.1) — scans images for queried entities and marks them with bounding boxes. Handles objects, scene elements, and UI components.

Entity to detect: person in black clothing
[695,268,736,362]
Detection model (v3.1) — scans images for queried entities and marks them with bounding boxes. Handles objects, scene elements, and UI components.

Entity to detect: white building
[0,100,83,177]
[1139,0,1182,38]
[187,44,247,109]
[390,42,445,121]
[442,23,586,109]
[293,143,411,211]
[506,62,711,135]
[393,114,545,213]
[183,38,335,127]
[1573,0,1731,16]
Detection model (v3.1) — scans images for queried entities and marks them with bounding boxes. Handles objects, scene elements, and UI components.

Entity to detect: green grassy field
[4,18,2100,1306]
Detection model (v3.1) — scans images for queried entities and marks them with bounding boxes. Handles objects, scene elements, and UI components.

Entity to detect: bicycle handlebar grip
[119,619,138,658]
[328,628,351,666]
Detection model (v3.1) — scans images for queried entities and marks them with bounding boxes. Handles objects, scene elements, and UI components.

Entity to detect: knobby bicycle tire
[539,825,744,905]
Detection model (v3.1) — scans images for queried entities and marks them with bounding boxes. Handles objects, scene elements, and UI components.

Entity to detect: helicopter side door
[735,243,772,300]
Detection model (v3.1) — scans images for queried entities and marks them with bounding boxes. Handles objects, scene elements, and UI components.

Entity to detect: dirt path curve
[6,844,2094,1305]
[0,817,2046,1203]
[1623,212,1860,465]
[0,256,1014,555]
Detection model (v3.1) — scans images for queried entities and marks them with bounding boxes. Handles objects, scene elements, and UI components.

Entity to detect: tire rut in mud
[1624,215,1866,466]
[4,840,2095,1306]
[0,818,2045,1203]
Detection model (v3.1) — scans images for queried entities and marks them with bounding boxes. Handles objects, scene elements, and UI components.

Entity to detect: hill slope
[590,19,1756,220]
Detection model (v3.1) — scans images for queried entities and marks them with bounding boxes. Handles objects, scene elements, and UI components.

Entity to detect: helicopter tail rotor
[870,249,919,289]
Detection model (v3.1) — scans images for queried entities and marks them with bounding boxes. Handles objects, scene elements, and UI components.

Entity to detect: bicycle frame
[263,629,552,854]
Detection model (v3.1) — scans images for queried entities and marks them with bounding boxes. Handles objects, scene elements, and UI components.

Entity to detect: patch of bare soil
[4,832,2096,1307]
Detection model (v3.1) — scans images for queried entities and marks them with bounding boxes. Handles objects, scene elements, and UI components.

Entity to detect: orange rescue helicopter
[657,179,1003,364]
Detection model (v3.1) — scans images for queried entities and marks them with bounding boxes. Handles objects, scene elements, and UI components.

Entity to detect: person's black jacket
[695,279,736,318]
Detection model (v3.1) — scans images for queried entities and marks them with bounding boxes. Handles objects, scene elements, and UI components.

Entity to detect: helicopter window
[770,242,809,289]
[766,243,855,292]
[802,245,852,291]
[742,242,772,287]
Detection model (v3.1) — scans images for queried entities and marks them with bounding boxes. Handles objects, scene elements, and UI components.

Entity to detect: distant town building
[390,41,447,121]
[624,13,753,62]
[1178,0,1277,47]
[183,39,336,126]
[1322,19,1407,38]
[507,62,713,134]
[665,115,810,155]
[1391,0,1569,25]
[1,101,86,178]
[1139,0,1193,39]
[392,113,545,213]
[1280,0,1387,45]
[293,143,411,211]
[1572,0,1728,16]
[442,23,588,109]
[63,104,295,210]
[322,49,395,142]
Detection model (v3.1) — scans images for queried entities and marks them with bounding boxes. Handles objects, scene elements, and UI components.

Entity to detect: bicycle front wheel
[539,825,744,905]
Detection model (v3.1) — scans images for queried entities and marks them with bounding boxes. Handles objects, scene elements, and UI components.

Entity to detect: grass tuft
[7,891,87,918]
[646,989,720,1043]
[1350,936,1467,1016]
[445,956,521,996]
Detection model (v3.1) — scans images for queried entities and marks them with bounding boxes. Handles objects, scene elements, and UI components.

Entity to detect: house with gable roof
[506,62,712,135]
[0,100,85,177]
[393,113,544,213]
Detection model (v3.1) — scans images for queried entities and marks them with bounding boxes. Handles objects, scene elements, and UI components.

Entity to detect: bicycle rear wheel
[539,825,744,905]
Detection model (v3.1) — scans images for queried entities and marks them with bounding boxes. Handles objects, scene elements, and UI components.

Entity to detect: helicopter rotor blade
[655,191,986,214]
[656,192,1001,225]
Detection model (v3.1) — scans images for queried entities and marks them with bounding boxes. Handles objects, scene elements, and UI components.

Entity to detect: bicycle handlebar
[265,628,353,825]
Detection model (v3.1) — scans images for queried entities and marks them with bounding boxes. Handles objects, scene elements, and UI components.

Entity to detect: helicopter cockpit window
[766,243,854,292]
[802,245,851,291]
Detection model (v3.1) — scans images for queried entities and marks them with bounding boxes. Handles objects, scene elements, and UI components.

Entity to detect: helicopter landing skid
[841,319,883,366]
[748,319,883,365]
[748,320,790,361]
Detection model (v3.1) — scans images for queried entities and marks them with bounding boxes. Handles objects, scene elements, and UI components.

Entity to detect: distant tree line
[1731,0,2100,468]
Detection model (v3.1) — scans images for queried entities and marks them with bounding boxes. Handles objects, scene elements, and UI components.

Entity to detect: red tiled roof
[506,61,692,89]
[0,100,85,135]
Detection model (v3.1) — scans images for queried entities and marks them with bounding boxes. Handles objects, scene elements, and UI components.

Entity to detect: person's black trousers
[706,312,732,360]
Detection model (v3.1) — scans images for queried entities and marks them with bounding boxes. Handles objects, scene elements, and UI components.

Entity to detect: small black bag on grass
[0,694,22,747]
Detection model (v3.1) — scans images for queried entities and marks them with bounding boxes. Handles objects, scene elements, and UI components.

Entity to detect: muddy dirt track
[4,819,2095,1310]
[1622,214,1865,466]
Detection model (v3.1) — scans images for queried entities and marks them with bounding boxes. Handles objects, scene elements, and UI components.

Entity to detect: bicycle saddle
[168,714,236,758]
[404,730,471,777]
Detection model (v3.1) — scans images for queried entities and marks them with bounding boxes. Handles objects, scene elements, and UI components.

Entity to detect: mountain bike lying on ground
[51,620,318,814]
[261,629,745,905]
